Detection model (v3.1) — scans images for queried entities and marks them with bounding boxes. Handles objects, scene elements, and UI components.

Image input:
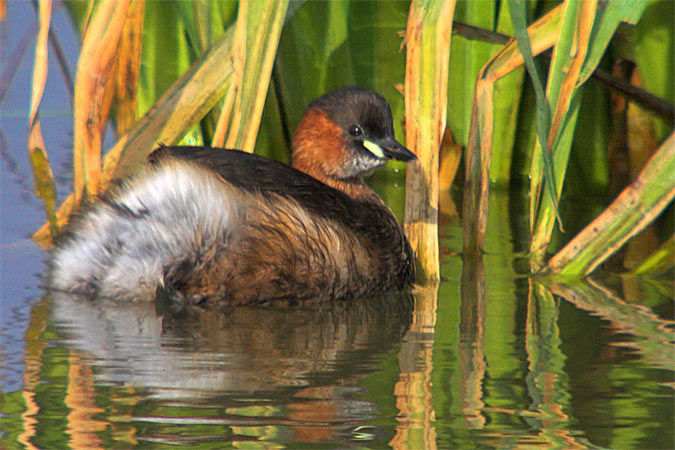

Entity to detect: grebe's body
[50,87,416,305]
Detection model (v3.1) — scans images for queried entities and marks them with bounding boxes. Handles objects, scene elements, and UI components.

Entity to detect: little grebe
[50,87,416,305]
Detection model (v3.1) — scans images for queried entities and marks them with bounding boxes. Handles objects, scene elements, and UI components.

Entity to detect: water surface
[2,186,672,448]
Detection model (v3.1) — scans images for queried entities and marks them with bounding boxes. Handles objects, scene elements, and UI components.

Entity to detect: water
[1,3,673,448]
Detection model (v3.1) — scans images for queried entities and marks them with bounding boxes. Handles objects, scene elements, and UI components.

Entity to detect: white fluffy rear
[50,159,235,301]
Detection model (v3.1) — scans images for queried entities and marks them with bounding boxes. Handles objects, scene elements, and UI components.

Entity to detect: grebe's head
[291,87,416,181]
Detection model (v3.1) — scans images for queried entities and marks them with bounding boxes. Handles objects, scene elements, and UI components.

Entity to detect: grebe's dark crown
[309,87,391,138]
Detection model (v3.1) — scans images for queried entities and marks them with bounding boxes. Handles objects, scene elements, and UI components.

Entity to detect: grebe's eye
[349,125,363,137]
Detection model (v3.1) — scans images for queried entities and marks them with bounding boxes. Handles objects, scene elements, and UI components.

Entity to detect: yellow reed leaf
[213,0,289,153]
[114,0,145,135]
[28,0,59,238]
[403,0,456,283]
[73,0,130,205]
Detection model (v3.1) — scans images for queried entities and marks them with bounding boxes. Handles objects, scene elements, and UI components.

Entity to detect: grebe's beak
[363,138,417,162]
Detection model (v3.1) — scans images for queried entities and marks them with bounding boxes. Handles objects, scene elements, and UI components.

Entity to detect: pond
[1,3,673,449]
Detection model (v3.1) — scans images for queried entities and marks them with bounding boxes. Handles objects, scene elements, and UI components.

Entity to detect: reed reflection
[390,284,439,450]
[460,253,487,428]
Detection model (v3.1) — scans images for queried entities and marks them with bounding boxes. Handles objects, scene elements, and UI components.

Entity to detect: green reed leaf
[507,0,562,230]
